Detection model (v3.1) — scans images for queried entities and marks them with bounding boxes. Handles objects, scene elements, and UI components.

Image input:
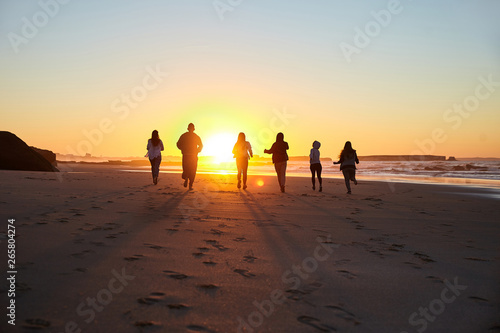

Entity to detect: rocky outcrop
[0,131,58,172]
[31,147,57,166]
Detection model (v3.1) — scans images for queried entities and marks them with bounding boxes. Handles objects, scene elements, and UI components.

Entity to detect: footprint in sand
[23,318,51,329]
[387,244,405,252]
[196,284,219,291]
[197,247,210,252]
[337,270,357,280]
[71,250,95,258]
[297,315,336,332]
[124,254,145,261]
[285,289,306,301]
[243,254,257,263]
[234,269,256,278]
[168,303,189,310]
[134,321,162,328]
[164,270,189,280]
[334,259,351,265]
[464,257,490,262]
[212,244,229,251]
[210,229,224,235]
[363,197,382,202]
[144,243,164,250]
[403,261,422,270]
[468,296,490,304]
[186,324,216,333]
[325,305,360,325]
[413,252,436,263]
[137,292,166,305]
[425,276,443,283]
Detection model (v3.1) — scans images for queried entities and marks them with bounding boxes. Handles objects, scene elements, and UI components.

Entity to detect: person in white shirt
[232,132,253,189]
[309,140,322,192]
[146,130,164,185]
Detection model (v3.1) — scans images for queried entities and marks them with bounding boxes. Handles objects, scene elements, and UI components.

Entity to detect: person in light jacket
[146,130,164,185]
[232,132,253,189]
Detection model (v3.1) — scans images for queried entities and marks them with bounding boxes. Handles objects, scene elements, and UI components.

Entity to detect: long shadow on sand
[238,190,320,272]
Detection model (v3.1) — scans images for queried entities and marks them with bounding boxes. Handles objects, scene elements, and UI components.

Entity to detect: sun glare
[203,133,237,164]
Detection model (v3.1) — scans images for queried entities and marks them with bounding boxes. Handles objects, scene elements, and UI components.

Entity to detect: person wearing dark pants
[264,132,289,193]
[309,140,322,192]
[232,132,253,189]
[146,130,164,185]
[334,141,359,194]
[177,123,203,190]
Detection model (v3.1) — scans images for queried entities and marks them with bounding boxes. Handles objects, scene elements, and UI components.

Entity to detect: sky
[1,0,499,159]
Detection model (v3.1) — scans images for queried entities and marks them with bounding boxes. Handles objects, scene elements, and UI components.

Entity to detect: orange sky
[1,2,499,159]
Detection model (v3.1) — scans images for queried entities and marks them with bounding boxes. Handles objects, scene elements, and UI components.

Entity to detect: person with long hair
[309,140,322,192]
[334,141,359,194]
[264,132,289,193]
[232,132,253,189]
[146,130,164,185]
[177,123,203,190]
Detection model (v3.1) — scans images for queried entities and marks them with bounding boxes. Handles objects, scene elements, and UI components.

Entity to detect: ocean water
[125,159,500,189]
[208,159,500,188]
[285,160,500,181]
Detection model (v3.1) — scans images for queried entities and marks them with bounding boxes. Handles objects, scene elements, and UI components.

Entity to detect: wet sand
[0,164,499,332]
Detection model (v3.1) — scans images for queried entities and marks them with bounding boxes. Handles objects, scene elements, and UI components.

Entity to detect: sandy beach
[1,164,499,332]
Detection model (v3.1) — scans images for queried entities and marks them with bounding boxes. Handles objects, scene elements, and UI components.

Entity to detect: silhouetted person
[264,132,289,193]
[177,123,203,190]
[146,130,164,185]
[334,141,359,194]
[232,132,253,189]
[310,140,322,192]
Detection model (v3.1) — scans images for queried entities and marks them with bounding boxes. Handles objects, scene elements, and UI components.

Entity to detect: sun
[203,132,236,164]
